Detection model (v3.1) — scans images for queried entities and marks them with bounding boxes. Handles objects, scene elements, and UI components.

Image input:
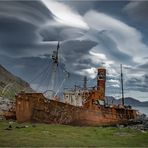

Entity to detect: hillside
[0,64,33,99]
[106,96,148,107]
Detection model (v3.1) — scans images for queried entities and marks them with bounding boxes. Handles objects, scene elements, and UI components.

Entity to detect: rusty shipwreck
[15,42,138,126]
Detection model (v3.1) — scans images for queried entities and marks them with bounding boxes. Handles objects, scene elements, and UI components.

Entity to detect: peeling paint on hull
[16,93,137,126]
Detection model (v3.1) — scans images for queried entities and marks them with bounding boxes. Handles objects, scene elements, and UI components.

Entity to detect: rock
[32,124,36,128]
[4,128,12,130]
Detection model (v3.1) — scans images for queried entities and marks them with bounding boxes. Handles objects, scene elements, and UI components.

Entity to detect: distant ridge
[0,64,33,99]
[106,96,148,107]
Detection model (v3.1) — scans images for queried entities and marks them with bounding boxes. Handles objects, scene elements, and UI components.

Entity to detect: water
[133,106,148,116]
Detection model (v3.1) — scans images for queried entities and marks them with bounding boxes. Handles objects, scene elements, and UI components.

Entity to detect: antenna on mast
[56,41,60,65]
[120,64,124,106]
[52,41,59,65]
[83,76,87,90]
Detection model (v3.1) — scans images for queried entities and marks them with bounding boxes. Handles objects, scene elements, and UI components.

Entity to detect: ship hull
[16,93,137,126]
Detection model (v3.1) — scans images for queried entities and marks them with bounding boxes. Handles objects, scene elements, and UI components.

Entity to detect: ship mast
[120,64,124,106]
[50,41,59,98]
[83,76,87,90]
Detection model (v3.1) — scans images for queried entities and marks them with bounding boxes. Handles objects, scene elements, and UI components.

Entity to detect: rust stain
[15,92,137,126]
[13,67,138,126]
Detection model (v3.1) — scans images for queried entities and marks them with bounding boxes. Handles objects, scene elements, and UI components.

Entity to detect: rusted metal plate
[15,92,137,126]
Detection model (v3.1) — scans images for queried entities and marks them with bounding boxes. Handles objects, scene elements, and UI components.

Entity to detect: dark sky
[0,0,148,101]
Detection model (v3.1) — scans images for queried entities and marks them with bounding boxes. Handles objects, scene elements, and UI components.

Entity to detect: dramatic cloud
[0,1,57,57]
[123,1,148,24]
[137,62,148,71]
[60,39,97,78]
[0,1,53,26]
[84,10,148,63]
[61,1,94,15]
[39,25,86,41]
[125,73,148,92]
[0,0,89,58]
[0,0,147,100]
[41,0,89,29]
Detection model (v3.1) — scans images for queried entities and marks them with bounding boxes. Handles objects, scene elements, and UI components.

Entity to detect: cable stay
[28,41,70,100]
[54,78,66,98]
[28,61,51,86]
[0,41,70,100]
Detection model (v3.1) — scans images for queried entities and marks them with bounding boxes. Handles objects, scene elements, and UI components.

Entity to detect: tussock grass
[0,120,148,147]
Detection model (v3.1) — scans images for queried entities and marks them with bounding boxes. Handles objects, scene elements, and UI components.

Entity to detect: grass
[0,84,26,100]
[0,120,148,147]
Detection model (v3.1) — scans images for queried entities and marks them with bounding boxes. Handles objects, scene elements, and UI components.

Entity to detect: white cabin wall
[64,91,83,106]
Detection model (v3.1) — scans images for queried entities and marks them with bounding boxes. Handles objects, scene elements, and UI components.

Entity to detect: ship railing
[64,86,97,92]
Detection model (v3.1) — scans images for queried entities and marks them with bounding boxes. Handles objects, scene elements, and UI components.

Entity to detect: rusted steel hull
[16,93,137,126]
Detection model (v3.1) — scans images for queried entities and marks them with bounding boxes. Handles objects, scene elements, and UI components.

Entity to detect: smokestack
[97,67,106,99]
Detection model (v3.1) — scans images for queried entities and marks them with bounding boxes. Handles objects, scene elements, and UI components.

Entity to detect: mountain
[0,64,33,99]
[124,97,148,107]
[106,96,148,107]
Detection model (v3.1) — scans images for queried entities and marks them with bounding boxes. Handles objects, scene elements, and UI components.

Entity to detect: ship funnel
[97,67,106,99]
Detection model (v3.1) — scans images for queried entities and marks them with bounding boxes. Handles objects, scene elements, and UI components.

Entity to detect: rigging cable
[36,62,52,91]
[28,61,51,86]
[54,78,66,98]
[52,63,70,97]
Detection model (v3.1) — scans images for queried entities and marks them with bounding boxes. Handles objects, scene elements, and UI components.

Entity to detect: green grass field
[0,120,148,147]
